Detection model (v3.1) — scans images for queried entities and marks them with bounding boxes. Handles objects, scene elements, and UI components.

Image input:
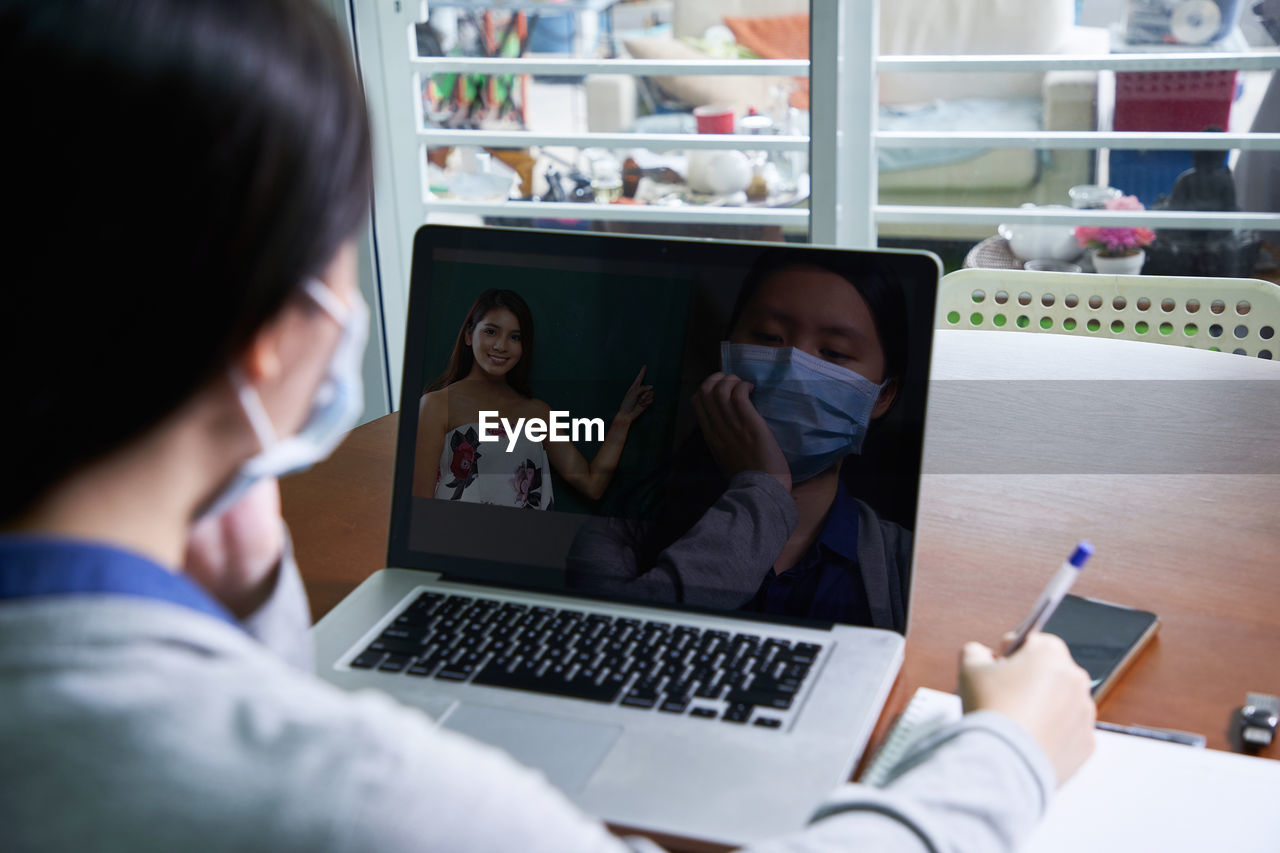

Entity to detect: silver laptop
[313,225,940,846]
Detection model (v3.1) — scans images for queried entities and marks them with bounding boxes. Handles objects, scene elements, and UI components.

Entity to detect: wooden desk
[282,331,1280,787]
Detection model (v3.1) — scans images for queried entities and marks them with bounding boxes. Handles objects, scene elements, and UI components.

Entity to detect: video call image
[398,241,934,635]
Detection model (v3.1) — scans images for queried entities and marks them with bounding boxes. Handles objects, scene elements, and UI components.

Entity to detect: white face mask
[201,278,369,519]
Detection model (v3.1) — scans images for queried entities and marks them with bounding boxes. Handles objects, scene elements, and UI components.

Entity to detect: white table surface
[931,329,1280,381]
[924,330,1280,475]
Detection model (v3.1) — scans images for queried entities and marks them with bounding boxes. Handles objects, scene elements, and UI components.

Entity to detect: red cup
[693,105,735,134]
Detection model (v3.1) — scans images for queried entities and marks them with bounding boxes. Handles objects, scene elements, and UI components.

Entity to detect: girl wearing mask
[412,289,654,508]
[568,250,912,632]
[0,3,1095,849]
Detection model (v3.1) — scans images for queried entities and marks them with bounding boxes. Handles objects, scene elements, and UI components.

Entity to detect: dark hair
[426,289,535,397]
[2,0,372,522]
[727,247,909,387]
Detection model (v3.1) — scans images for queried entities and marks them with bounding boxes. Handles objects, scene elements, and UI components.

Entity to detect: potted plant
[1074,195,1156,275]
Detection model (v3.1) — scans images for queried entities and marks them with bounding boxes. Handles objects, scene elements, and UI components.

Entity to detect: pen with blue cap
[1002,542,1094,656]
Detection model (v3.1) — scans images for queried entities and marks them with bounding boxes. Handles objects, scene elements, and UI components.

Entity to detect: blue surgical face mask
[201,278,369,519]
[720,341,886,483]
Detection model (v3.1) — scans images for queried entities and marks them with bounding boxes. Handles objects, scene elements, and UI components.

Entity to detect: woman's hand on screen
[615,364,655,425]
[693,372,790,492]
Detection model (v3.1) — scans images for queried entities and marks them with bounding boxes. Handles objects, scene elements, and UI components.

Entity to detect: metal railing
[409,4,1280,244]
[351,0,1280,410]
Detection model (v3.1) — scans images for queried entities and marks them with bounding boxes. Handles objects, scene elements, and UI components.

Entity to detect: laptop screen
[387,226,939,634]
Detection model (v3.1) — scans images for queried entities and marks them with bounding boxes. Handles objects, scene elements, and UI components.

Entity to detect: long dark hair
[426,289,536,397]
[2,0,372,523]
[619,248,910,569]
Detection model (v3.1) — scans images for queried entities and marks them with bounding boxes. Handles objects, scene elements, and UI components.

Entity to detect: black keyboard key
[409,593,445,613]
[377,653,411,673]
[621,693,657,709]
[724,687,795,711]
[666,679,696,701]
[728,654,758,674]
[405,660,438,677]
[368,637,423,657]
[791,643,821,664]
[394,612,431,628]
[753,717,782,729]
[659,697,690,714]
[689,707,718,719]
[622,676,661,708]
[722,703,752,723]
[349,650,385,669]
[434,667,471,681]
[698,634,727,654]
[694,678,725,700]
[471,660,624,703]
[438,596,472,616]
[781,662,812,682]
[437,651,486,681]
[381,625,427,637]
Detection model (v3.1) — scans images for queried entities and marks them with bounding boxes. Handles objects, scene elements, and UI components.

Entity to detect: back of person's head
[2,0,372,522]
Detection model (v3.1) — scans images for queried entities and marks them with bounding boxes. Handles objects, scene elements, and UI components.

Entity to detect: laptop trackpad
[442,704,620,795]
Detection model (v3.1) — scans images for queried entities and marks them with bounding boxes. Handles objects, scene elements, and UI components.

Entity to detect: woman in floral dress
[411,289,653,508]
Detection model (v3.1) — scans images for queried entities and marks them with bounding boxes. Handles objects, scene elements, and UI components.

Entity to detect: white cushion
[671,0,1081,104]
[880,0,1077,104]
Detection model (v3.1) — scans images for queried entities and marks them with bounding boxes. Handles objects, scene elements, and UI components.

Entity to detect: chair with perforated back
[936,269,1280,360]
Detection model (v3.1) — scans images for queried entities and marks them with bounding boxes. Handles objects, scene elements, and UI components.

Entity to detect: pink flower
[1074,225,1104,248]
[1106,194,1144,211]
[510,463,535,504]
[1074,195,1156,256]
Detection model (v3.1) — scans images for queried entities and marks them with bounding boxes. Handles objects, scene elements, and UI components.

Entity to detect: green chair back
[937,269,1280,360]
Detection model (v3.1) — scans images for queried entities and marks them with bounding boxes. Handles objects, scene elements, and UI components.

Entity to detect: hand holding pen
[958,542,1099,785]
[1001,542,1093,656]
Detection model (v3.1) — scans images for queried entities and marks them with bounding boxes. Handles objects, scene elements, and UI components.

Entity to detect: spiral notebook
[862,687,960,787]
[864,687,1280,851]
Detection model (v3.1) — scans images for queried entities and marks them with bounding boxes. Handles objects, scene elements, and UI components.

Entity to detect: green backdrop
[419,260,693,515]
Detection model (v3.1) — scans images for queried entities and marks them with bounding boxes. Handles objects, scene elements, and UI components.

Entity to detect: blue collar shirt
[746,481,874,626]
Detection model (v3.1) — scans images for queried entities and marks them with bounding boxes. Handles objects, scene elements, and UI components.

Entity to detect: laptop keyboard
[347,592,824,728]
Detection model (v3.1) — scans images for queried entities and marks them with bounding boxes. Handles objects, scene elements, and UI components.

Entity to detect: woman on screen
[568,249,912,632]
[412,289,654,508]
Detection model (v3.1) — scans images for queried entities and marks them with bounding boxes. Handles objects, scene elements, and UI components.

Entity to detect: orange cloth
[723,13,810,110]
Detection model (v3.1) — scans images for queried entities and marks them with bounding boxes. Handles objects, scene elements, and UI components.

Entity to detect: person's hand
[692,372,791,492]
[614,364,655,425]
[959,632,1096,786]
[183,477,285,619]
